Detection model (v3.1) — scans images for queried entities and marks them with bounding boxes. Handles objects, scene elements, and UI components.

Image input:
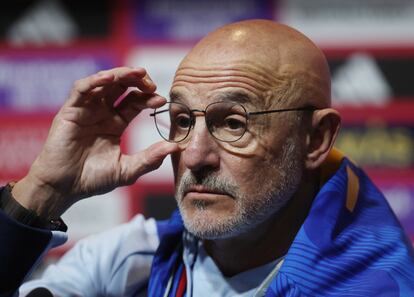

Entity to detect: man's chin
[179,206,246,240]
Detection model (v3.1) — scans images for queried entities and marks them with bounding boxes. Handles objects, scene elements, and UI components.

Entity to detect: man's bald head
[171,20,341,242]
[175,19,331,108]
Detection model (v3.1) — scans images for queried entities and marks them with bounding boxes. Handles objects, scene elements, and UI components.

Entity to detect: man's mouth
[184,185,233,199]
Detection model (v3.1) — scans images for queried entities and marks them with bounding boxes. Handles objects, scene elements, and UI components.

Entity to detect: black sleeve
[0,187,52,296]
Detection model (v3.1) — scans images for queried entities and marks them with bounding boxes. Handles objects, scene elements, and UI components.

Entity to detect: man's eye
[224,117,246,130]
[174,114,191,128]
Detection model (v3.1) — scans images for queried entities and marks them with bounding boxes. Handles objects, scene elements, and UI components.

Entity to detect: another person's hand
[12,67,178,219]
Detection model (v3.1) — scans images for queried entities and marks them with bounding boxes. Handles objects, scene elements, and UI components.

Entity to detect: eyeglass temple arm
[149,109,169,117]
[248,106,318,116]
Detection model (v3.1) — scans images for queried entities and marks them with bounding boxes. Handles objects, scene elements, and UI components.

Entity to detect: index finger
[66,67,155,107]
[100,67,157,94]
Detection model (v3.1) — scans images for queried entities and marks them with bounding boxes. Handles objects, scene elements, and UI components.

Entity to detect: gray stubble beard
[175,135,303,240]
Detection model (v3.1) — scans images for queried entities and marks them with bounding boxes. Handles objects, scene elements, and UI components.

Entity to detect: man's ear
[305,108,341,170]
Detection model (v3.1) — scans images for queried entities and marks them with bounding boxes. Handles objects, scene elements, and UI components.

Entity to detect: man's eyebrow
[169,90,184,102]
[214,91,254,104]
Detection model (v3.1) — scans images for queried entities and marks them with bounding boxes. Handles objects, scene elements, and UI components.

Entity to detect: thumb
[119,141,179,185]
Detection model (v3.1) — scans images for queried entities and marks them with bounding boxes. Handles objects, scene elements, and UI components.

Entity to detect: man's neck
[203,172,319,277]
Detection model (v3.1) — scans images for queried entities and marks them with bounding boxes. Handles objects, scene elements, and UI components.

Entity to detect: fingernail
[143,75,154,86]
[154,94,166,101]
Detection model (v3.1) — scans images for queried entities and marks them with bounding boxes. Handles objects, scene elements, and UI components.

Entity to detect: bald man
[1,20,414,297]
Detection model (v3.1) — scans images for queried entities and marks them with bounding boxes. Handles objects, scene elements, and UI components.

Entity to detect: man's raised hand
[12,67,178,219]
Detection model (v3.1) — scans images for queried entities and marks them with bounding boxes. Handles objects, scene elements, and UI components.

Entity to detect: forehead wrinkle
[173,80,264,99]
[172,61,327,109]
[169,88,258,109]
[173,74,267,97]
[173,61,318,107]
[175,62,282,88]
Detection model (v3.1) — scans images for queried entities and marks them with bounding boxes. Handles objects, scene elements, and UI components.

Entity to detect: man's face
[170,60,305,240]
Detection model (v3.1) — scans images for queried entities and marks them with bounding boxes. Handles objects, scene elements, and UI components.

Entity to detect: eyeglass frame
[149,101,318,143]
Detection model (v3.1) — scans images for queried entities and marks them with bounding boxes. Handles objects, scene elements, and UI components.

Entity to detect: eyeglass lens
[153,102,248,143]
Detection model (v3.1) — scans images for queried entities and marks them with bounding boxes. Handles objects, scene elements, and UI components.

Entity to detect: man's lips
[184,185,233,199]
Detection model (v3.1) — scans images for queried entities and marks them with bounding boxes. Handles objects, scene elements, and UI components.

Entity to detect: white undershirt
[192,243,284,297]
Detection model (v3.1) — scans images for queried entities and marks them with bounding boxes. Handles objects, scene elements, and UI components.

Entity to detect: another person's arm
[19,214,160,297]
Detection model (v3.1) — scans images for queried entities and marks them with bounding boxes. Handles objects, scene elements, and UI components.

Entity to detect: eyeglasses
[150,101,317,143]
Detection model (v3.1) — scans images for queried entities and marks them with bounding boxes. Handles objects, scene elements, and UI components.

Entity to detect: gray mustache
[176,171,239,200]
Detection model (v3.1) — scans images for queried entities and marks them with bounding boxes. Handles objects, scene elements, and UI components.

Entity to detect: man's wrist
[12,175,64,219]
[1,181,67,231]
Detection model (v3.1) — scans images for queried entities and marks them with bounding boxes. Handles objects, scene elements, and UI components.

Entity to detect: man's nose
[181,118,220,172]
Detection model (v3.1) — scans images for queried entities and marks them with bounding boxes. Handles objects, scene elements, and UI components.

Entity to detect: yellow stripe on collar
[319,147,360,212]
[346,165,359,212]
[320,147,345,187]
